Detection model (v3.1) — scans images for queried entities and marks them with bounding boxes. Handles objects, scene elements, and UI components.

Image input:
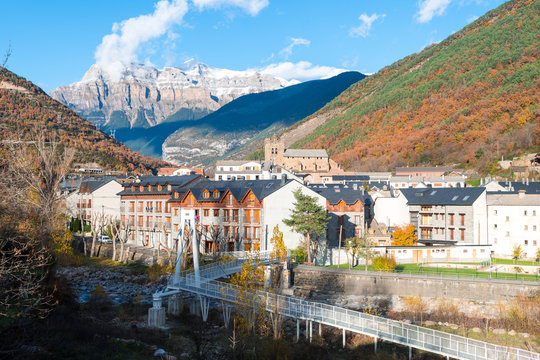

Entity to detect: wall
[372,192,409,228]
[292,266,539,302]
[263,180,327,251]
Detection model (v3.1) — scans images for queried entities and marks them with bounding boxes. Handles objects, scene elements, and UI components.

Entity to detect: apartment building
[170,177,326,253]
[66,177,123,222]
[487,191,540,259]
[309,183,371,246]
[401,187,487,245]
[118,175,202,248]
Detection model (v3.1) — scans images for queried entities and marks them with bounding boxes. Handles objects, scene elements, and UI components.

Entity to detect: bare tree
[156,223,174,267]
[118,221,132,263]
[208,225,225,258]
[108,217,121,261]
[6,134,75,248]
[89,212,105,257]
[2,41,12,68]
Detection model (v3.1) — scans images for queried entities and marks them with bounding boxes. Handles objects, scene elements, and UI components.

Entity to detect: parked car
[98,234,112,244]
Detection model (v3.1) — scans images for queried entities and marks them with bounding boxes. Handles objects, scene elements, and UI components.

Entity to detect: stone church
[264,135,330,173]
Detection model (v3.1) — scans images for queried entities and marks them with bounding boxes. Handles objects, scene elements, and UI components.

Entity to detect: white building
[66,178,123,223]
[487,191,540,259]
[215,160,264,181]
[372,190,409,228]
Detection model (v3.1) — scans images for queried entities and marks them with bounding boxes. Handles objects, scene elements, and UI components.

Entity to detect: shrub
[291,248,307,264]
[372,255,396,272]
[403,295,428,324]
[146,264,172,283]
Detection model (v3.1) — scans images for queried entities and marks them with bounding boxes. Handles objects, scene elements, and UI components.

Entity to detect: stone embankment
[57,266,162,303]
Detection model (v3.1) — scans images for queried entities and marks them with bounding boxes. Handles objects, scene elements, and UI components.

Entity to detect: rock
[154,349,167,356]
[449,324,459,330]
[472,328,482,333]
[423,320,436,326]
[493,329,506,335]
[518,332,530,338]
[508,330,517,336]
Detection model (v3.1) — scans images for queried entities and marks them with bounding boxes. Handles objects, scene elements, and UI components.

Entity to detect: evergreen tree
[283,188,329,264]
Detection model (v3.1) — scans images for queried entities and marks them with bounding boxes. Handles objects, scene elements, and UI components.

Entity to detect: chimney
[526,178,529,185]
[361,188,365,195]
[280,174,287,186]
[353,183,358,191]
[518,190,526,199]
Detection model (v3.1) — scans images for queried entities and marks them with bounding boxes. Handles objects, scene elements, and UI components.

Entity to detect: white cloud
[94,0,268,81]
[279,37,310,59]
[416,0,451,23]
[467,15,479,23]
[349,13,385,38]
[257,61,346,82]
[191,0,268,16]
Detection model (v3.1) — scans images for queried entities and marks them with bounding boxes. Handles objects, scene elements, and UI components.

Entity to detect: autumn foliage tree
[392,224,418,246]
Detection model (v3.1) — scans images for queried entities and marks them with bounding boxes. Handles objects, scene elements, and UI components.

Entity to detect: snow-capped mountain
[51,60,294,129]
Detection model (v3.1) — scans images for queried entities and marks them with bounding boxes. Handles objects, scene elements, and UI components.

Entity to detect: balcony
[145,207,153,213]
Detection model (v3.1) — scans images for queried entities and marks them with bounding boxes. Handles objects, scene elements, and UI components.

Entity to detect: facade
[214,160,264,181]
[67,178,123,223]
[395,166,453,177]
[158,167,204,176]
[171,178,327,253]
[118,175,202,248]
[372,190,409,229]
[401,188,488,246]
[309,183,370,246]
[264,134,330,173]
[487,191,540,259]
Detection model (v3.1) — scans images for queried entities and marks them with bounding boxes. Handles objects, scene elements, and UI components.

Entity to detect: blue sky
[0,0,507,91]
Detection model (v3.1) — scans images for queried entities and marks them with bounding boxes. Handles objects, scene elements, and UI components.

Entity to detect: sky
[0,0,508,91]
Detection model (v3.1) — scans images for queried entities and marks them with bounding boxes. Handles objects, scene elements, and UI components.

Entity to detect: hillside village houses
[62,160,540,262]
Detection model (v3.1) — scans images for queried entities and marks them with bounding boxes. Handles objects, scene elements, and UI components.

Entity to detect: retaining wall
[292,265,540,302]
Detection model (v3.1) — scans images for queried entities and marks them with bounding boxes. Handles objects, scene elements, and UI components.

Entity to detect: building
[214,160,264,181]
[390,175,466,195]
[158,167,204,176]
[171,178,326,253]
[400,187,487,246]
[372,190,409,229]
[118,175,202,248]
[487,191,540,259]
[264,134,330,174]
[66,178,123,223]
[309,183,371,246]
[395,166,454,177]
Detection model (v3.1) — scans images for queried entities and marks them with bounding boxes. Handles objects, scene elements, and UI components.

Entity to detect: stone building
[264,134,330,173]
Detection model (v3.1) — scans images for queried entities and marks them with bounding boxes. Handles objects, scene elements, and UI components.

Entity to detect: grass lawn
[492,258,540,266]
[325,263,540,281]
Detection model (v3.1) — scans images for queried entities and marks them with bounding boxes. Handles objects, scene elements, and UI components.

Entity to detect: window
[524,240,529,245]
[534,240,537,246]
[213,191,220,199]
[138,202,143,212]
[494,210,497,215]
[450,229,454,240]
[138,215,143,226]
[534,210,537,216]
[524,225,528,231]
[223,210,230,222]
[524,210,528,216]
[460,214,465,226]
[228,194,233,205]
[233,210,239,222]
[355,215,361,225]
[506,216,510,221]
[494,224,498,229]
[203,209,209,217]
[534,225,537,231]
[460,229,465,241]
[203,190,209,199]
[213,209,219,217]
[254,210,260,223]
[174,208,178,216]
[130,201,135,212]
[450,214,454,226]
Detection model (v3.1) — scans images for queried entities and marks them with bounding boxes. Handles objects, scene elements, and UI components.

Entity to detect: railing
[166,254,540,360]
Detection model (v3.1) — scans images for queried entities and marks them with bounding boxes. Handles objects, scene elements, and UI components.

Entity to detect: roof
[487,193,540,206]
[395,166,453,174]
[184,179,295,203]
[283,149,328,158]
[216,160,260,166]
[80,178,116,193]
[401,187,485,206]
[117,175,202,196]
[308,184,370,205]
[137,175,201,187]
[331,175,370,181]
[493,181,540,194]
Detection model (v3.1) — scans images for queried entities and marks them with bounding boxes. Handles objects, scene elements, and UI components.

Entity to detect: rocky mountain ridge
[51,60,294,129]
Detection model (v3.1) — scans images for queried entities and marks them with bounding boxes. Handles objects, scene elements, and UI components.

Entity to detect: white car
[98,234,112,244]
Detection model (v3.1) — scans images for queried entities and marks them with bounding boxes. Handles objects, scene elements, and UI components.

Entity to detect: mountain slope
[50,60,294,130]
[289,0,539,173]
[0,67,170,173]
[162,71,365,165]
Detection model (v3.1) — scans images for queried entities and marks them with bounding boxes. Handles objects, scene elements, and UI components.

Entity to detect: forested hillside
[0,67,170,173]
[291,0,539,173]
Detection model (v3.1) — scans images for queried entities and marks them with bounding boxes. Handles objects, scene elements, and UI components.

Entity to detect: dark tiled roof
[81,179,115,193]
[308,184,370,205]
[331,175,370,181]
[395,166,453,173]
[401,187,484,206]
[187,179,294,202]
[495,181,540,194]
[137,175,201,187]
